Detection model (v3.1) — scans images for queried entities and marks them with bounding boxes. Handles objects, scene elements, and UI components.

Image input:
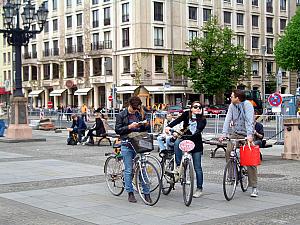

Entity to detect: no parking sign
[268,93,282,107]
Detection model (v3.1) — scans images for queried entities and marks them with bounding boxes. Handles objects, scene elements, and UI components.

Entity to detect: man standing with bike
[115,96,151,203]
[219,89,258,197]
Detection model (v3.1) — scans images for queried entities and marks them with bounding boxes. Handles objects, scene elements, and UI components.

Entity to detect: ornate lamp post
[0,0,48,140]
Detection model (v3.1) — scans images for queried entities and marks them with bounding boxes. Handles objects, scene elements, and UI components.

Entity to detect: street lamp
[261,45,266,112]
[0,0,48,140]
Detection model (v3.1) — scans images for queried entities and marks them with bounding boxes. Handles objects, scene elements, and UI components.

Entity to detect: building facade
[1,0,300,109]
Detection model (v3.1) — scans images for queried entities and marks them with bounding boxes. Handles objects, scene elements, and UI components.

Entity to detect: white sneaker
[193,188,203,198]
[250,187,258,197]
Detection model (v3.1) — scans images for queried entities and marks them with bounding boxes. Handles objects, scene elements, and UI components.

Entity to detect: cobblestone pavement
[0,130,299,225]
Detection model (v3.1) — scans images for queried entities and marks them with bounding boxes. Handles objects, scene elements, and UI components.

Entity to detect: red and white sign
[179,140,195,152]
[47,101,53,109]
[108,95,113,102]
[268,93,282,107]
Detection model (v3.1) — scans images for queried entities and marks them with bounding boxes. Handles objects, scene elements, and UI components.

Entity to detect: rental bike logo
[179,140,195,152]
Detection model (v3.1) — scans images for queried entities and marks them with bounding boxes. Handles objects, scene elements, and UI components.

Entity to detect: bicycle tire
[223,159,238,201]
[104,156,124,196]
[147,154,162,178]
[161,156,174,195]
[182,159,194,207]
[135,161,162,206]
[240,166,249,192]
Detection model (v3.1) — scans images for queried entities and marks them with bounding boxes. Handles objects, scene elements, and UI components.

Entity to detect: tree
[274,8,300,71]
[175,17,249,102]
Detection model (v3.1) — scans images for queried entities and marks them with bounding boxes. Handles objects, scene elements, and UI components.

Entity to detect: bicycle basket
[128,132,154,153]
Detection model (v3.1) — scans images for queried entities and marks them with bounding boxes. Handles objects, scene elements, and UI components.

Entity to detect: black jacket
[167,111,207,153]
[115,108,149,140]
[91,118,106,136]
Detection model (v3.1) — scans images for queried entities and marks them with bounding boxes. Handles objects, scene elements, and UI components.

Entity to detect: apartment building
[2,0,299,109]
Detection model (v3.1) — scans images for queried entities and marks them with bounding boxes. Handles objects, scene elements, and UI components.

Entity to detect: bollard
[282,118,300,160]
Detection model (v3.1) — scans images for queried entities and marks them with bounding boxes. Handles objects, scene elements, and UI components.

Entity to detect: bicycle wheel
[104,156,124,196]
[240,166,249,192]
[161,156,174,195]
[147,154,162,178]
[223,159,238,201]
[182,159,194,206]
[135,161,162,206]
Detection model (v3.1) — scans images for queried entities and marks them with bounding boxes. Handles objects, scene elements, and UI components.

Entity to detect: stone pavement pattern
[0,130,299,225]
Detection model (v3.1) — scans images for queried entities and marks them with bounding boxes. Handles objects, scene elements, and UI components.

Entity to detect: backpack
[67,133,78,145]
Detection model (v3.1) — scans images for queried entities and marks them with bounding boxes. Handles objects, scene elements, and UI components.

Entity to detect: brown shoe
[128,192,137,203]
[144,194,152,204]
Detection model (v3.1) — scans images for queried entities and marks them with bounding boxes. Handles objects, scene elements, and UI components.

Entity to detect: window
[92,0,98,4]
[252,0,258,6]
[280,19,286,31]
[237,35,244,47]
[189,30,198,40]
[44,21,49,33]
[7,52,10,64]
[44,42,50,56]
[252,36,259,48]
[93,33,99,44]
[266,0,273,13]
[66,37,73,53]
[122,28,129,47]
[224,0,231,2]
[53,40,59,56]
[77,36,83,52]
[52,0,57,10]
[44,64,51,80]
[266,38,273,54]
[66,61,74,78]
[122,3,129,22]
[252,61,259,76]
[77,0,82,5]
[52,64,59,79]
[93,58,102,76]
[297,0,300,6]
[189,6,197,20]
[237,0,243,4]
[155,56,164,73]
[66,16,72,28]
[280,0,286,10]
[104,31,111,48]
[237,13,244,26]
[77,61,84,77]
[66,0,72,8]
[104,7,110,25]
[266,17,273,33]
[203,8,211,21]
[23,66,29,81]
[77,13,82,27]
[154,27,163,46]
[92,10,99,28]
[224,11,231,24]
[266,61,273,74]
[123,56,130,73]
[32,44,37,58]
[154,2,163,21]
[3,71,6,81]
[32,24,36,39]
[252,15,259,27]
[3,53,6,64]
[53,19,58,31]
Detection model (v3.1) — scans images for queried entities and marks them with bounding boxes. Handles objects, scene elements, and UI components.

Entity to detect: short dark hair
[233,89,246,102]
[71,114,78,120]
[128,96,142,110]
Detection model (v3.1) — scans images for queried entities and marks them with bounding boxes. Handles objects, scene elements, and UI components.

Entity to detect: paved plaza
[0,130,299,225]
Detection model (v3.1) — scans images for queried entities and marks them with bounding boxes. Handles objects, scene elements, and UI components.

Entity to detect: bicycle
[160,135,195,206]
[104,138,162,206]
[222,137,249,201]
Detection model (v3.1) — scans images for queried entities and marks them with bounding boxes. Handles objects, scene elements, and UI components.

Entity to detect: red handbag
[240,143,261,166]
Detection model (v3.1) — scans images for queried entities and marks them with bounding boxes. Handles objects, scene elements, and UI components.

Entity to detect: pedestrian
[67,114,87,143]
[115,96,151,203]
[81,103,88,122]
[219,89,258,197]
[254,116,264,148]
[66,105,73,122]
[165,101,207,198]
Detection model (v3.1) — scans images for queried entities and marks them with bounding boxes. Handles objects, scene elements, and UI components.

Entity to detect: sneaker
[250,187,258,197]
[128,192,137,203]
[193,188,203,198]
[144,194,152,204]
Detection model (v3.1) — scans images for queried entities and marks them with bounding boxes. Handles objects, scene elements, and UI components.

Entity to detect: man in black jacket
[115,96,151,203]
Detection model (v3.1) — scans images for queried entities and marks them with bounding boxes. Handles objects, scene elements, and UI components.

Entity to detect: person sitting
[67,114,87,143]
[82,112,106,145]
[157,113,174,152]
[254,116,264,147]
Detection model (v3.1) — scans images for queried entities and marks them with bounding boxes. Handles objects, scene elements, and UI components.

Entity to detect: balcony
[53,48,59,56]
[77,45,84,53]
[23,52,31,59]
[104,18,110,26]
[154,39,164,46]
[43,49,50,57]
[65,45,76,54]
[91,40,112,50]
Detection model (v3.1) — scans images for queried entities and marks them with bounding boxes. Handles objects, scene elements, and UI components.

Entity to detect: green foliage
[275,8,300,71]
[174,17,248,96]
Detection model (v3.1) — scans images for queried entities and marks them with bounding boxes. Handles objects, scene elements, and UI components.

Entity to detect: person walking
[81,103,88,122]
[165,101,207,198]
[115,96,151,203]
[219,89,258,197]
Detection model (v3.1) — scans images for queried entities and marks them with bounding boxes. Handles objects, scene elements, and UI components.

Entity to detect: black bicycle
[222,138,249,201]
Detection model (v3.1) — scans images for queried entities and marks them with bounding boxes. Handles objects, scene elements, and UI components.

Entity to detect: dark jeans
[82,113,87,122]
[67,114,72,121]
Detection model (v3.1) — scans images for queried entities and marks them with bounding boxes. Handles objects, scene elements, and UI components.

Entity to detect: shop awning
[116,86,138,94]
[145,86,193,94]
[28,90,44,97]
[50,89,67,97]
[74,88,93,96]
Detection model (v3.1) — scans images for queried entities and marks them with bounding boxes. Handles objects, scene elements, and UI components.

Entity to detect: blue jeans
[174,139,203,190]
[121,144,150,194]
[157,134,172,151]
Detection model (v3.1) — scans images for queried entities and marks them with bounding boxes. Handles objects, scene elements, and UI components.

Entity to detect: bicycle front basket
[128,132,154,153]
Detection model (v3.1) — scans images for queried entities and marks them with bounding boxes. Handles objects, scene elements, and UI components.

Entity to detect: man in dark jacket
[115,96,151,203]
[67,114,87,143]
